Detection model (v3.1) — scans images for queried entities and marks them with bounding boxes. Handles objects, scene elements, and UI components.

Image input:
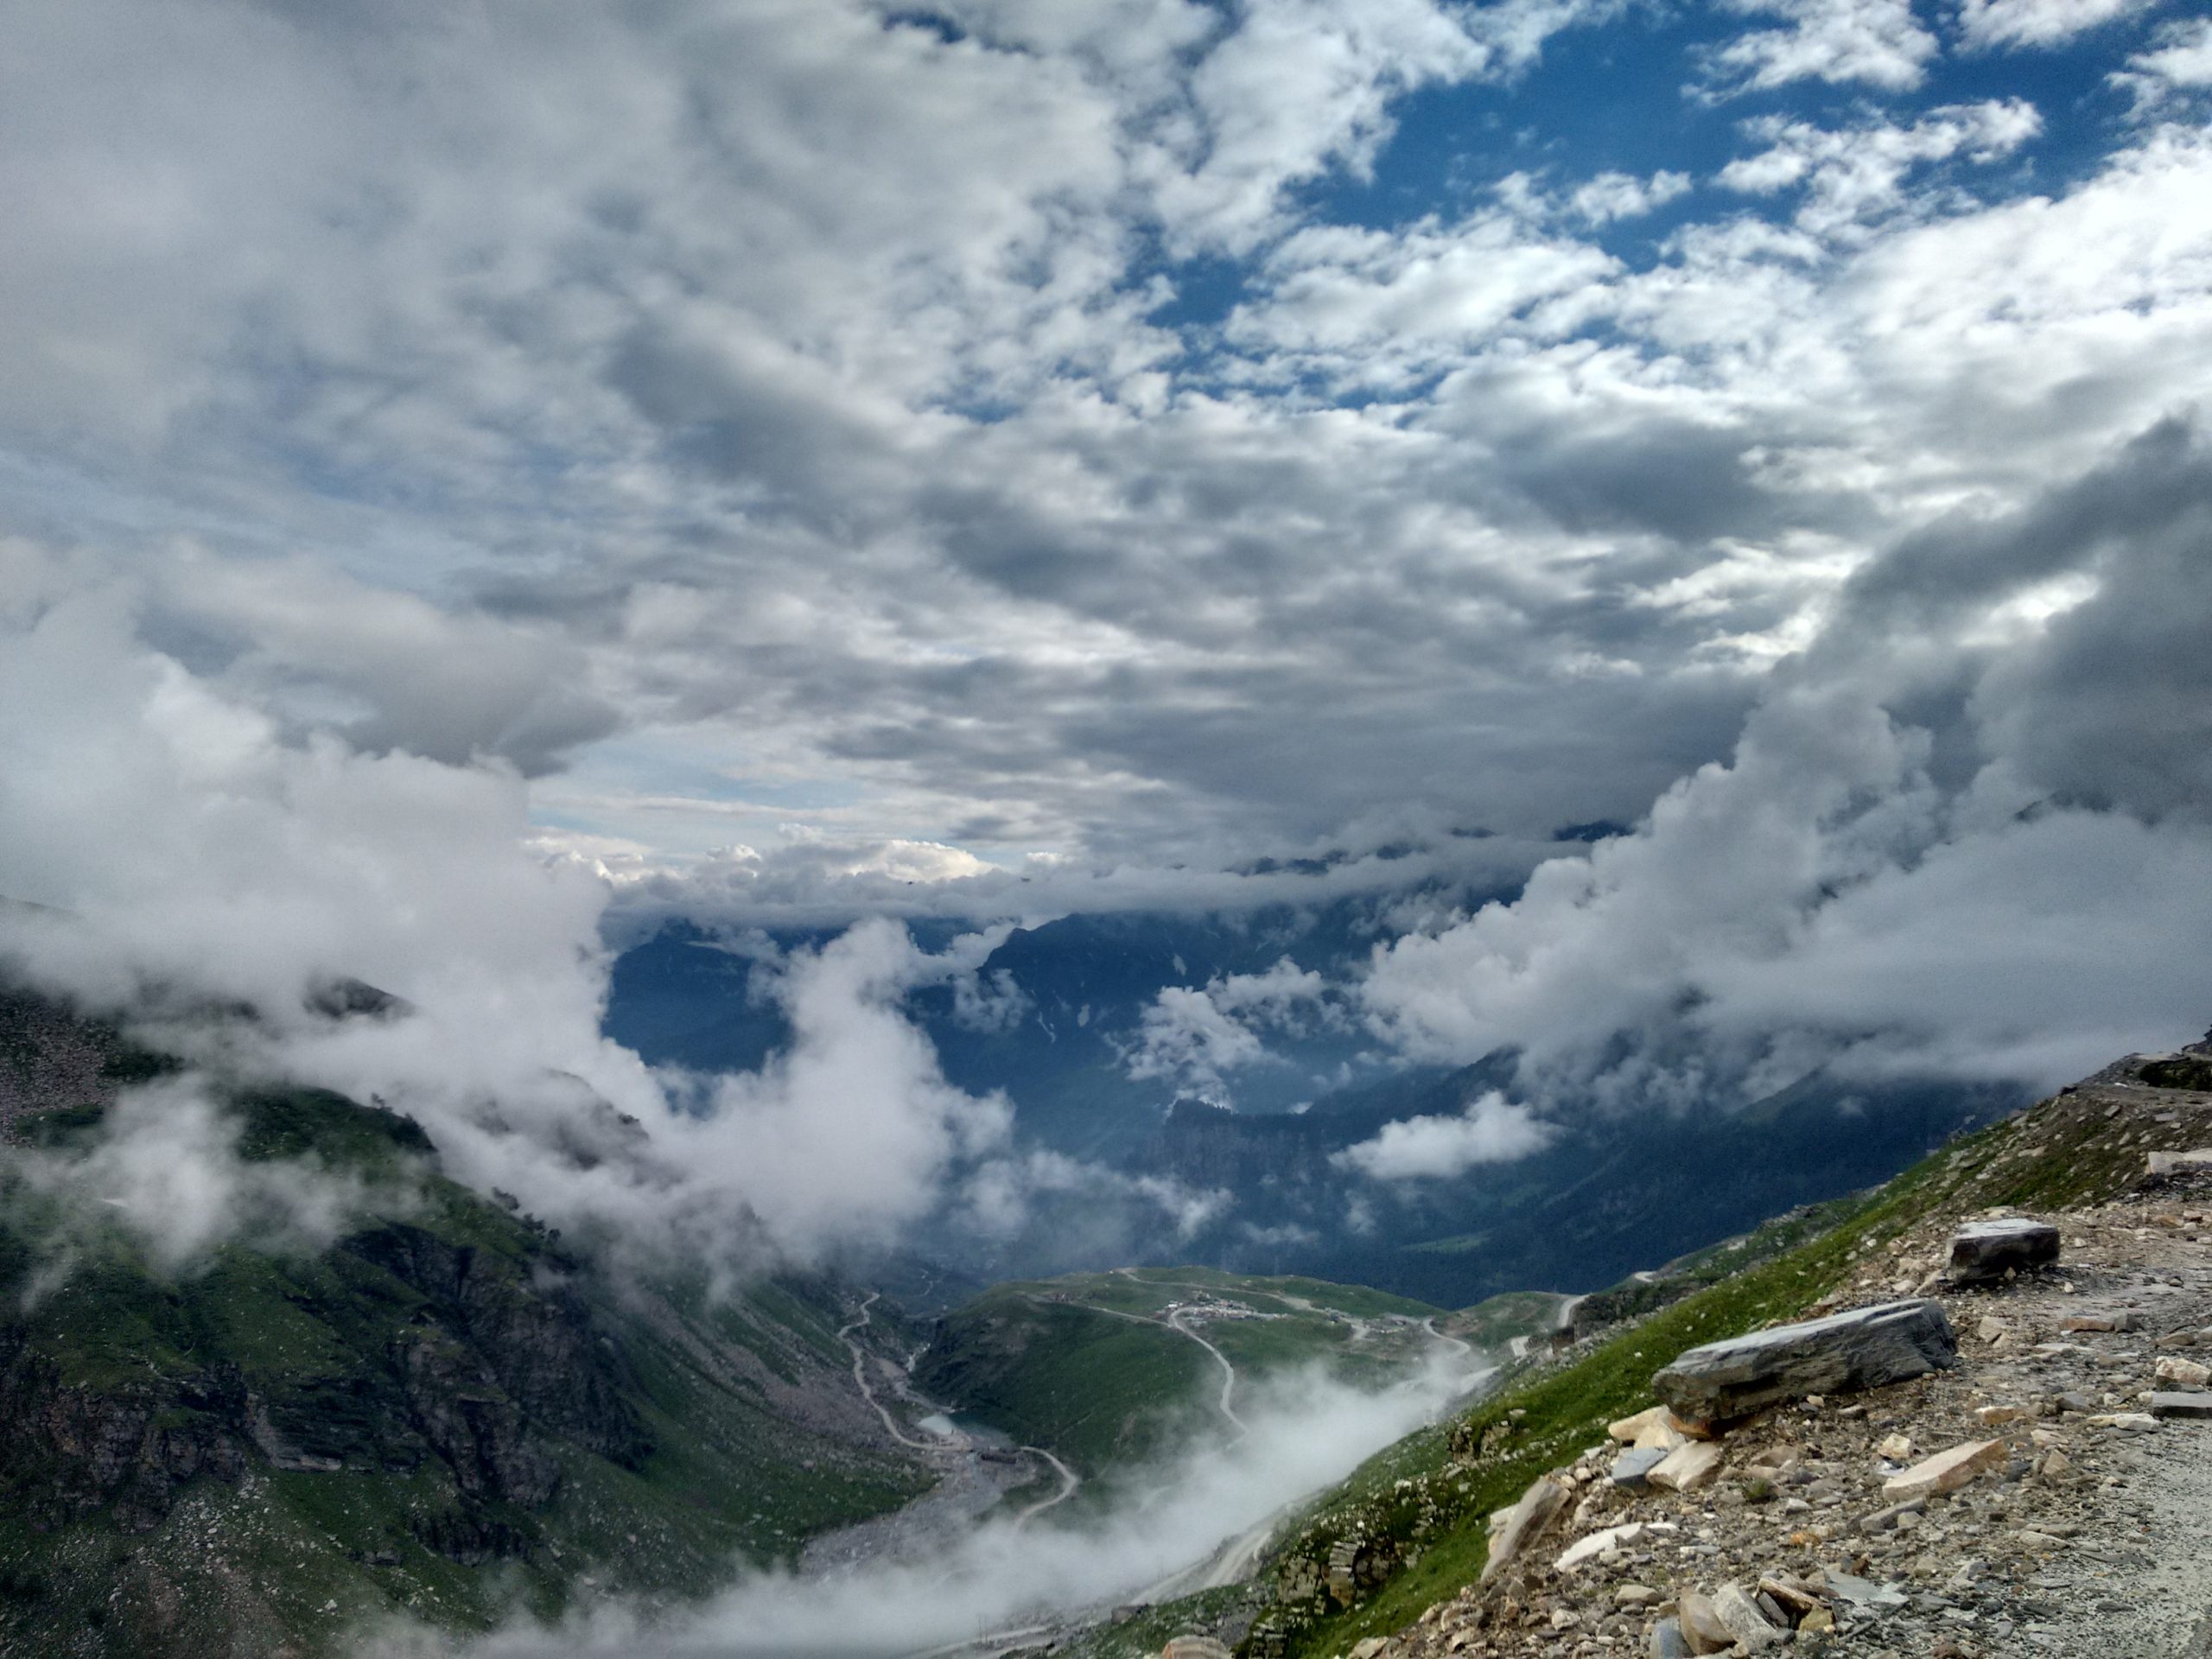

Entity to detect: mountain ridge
[0,984,936,1657]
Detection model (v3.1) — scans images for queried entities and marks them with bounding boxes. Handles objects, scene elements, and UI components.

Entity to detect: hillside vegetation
[0,988,932,1657]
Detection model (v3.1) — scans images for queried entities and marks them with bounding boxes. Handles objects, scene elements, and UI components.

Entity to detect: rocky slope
[0,987,935,1657]
[1370,1170,2212,1657]
[1082,1039,2212,1659]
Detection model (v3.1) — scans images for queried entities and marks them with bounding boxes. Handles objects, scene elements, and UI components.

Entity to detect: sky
[1,0,2204,875]
[3,0,2212,1266]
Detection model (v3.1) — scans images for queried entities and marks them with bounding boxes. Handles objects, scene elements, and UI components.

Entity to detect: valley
[7,966,2211,1659]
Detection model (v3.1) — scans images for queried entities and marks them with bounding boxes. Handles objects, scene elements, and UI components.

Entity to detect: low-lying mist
[360,1349,1488,1659]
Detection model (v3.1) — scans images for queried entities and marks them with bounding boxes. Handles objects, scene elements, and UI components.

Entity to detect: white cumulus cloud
[1332,1090,1557,1179]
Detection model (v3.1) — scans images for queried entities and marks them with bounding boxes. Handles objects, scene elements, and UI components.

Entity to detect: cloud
[957,1146,1230,1243]
[2111,18,2212,111]
[0,564,1218,1275]
[667,919,1016,1258]
[360,1350,1481,1658]
[1226,209,1620,384]
[1957,0,2156,51]
[149,549,620,777]
[1696,0,1939,97]
[1122,957,1336,1099]
[6,0,2201,894]
[1359,417,2212,1106]
[1717,101,2042,239]
[1566,169,1694,226]
[1332,1090,1556,1179]
[3,0,2209,1217]
[7,1076,373,1274]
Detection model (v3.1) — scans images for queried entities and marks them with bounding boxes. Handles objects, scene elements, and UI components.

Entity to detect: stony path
[1012,1446,1081,1528]
[839,1292,946,1452]
[1359,1185,2212,1659]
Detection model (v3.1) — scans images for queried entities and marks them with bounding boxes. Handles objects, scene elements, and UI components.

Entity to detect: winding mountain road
[839,1292,943,1452]
[1010,1445,1080,1528]
[1057,1294,1249,1441]
[839,1290,1085,1529]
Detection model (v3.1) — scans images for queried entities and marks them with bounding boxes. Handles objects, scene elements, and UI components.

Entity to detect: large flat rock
[1651,1299,1958,1427]
[1948,1217,2061,1285]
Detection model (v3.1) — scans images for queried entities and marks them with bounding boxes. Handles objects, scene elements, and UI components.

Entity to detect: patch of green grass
[918,1297,1213,1476]
[2141,1056,2212,1092]
[233,1087,435,1173]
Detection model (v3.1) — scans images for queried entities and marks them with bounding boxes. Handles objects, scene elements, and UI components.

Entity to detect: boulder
[1651,1300,1957,1427]
[1947,1218,2061,1285]
[1882,1438,2005,1499]
[1647,1441,1724,1492]
[1481,1473,1569,1583]
[1558,1522,1645,1572]
[2147,1392,2212,1420]
[1163,1640,1232,1659]
[1758,1573,1823,1618]
[2063,1311,2141,1332]
[1647,1618,1691,1659]
[1819,1569,1907,1610]
[1608,1404,1694,1448]
[2154,1356,2211,1387]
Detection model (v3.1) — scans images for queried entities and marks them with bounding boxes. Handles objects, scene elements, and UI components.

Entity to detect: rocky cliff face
[0,1201,646,1554]
[0,1340,250,1535]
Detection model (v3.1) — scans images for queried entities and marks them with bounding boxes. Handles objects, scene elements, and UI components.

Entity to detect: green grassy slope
[913,1268,1445,1479]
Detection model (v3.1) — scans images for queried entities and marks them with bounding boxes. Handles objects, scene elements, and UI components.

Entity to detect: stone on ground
[1481,1474,1569,1583]
[2147,1392,2212,1420]
[2148,1149,2212,1178]
[1882,1437,2006,1499]
[1611,1444,1670,1487]
[1646,1617,1690,1658]
[1558,1522,1647,1572]
[1650,1299,1958,1427]
[1647,1440,1725,1493]
[1948,1217,2061,1285]
[1608,1404,1694,1448]
[1677,1590,1732,1655]
[1163,1639,1232,1659]
[1712,1582,1784,1650]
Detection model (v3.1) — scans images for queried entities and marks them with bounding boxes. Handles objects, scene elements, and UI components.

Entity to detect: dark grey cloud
[1362,414,2212,1103]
